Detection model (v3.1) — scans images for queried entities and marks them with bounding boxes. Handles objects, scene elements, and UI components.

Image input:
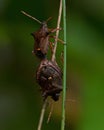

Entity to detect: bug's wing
[39,37,49,54]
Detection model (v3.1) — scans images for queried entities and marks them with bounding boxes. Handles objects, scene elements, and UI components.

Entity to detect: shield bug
[31,19,53,59]
[36,59,62,101]
[21,11,61,59]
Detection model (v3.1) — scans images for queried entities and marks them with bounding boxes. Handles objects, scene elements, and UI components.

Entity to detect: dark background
[0,0,104,130]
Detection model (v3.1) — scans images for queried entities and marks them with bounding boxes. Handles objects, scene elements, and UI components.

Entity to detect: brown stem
[36,0,63,129]
[37,99,48,130]
[51,0,63,62]
[47,101,54,123]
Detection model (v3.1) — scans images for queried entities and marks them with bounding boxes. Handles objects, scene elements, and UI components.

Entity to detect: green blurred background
[0,0,104,130]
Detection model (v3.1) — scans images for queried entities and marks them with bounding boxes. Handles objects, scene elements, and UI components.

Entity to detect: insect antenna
[21,10,42,24]
[45,17,52,23]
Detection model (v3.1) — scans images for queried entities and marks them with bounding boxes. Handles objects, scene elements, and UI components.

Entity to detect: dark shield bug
[36,59,62,101]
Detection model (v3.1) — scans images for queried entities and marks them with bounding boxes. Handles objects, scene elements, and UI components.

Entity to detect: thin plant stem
[47,101,54,123]
[61,0,67,130]
[51,0,63,62]
[37,99,48,130]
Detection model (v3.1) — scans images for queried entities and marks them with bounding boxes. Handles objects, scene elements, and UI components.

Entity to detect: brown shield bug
[31,19,62,59]
[36,59,62,101]
[31,19,53,59]
[21,11,61,59]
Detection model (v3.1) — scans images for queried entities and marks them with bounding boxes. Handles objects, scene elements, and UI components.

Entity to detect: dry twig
[37,99,48,130]
[51,0,63,62]
[37,0,63,129]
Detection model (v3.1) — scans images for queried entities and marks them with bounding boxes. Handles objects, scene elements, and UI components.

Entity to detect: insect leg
[48,28,61,33]
[49,42,54,54]
[49,35,64,44]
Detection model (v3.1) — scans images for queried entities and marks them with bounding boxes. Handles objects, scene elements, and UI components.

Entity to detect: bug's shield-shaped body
[31,22,50,59]
[36,59,62,101]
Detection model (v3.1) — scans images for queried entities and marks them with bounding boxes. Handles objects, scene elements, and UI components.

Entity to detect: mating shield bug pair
[21,11,62,101]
